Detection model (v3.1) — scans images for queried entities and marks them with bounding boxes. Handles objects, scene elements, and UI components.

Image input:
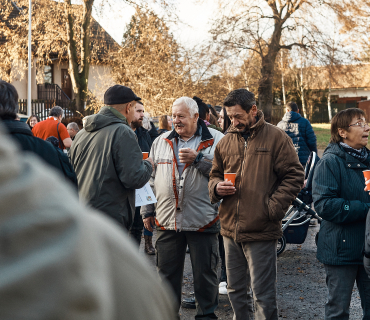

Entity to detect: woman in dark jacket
[313,108,370,319]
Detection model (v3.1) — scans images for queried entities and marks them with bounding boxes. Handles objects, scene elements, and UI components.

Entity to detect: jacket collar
[324,143,370,167]
[167,118,213,142]
[100,106,128,123]
[135,126,148,137]
[227,110,265,138]
[2,119,33,136]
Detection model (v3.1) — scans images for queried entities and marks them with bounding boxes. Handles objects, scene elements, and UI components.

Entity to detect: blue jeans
[324,264,370,319]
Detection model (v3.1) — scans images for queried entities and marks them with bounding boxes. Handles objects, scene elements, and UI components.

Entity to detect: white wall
[332,88,370,99]
[10,60,113,102]
[11,59,37,100]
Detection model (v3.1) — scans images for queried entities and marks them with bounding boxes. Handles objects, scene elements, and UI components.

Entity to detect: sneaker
[219,285,228,295]
[219,281,227,295]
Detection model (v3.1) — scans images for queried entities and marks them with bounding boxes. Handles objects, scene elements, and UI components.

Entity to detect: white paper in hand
[135,182,157,207]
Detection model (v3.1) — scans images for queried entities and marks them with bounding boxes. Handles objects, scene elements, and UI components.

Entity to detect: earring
[344,137,347,139]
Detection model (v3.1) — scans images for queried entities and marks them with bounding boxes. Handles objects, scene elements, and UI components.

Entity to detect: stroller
[277,151,323,256]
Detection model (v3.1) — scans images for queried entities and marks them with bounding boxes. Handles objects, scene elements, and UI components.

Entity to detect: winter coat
[364,212,370,276]
[209,110,305,242]
[0,124,176,320]
[69,106,153,228]
[277,111,317,166]
[2,119,77,185]
[141,119,224,232]
[157,128,169,136]
[313,143,370,265]
[135,126,152,153]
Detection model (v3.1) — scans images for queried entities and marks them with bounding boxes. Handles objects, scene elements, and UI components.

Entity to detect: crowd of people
[1,78,370,320]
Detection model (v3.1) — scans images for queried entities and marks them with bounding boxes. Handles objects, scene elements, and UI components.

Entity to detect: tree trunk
[64,0,93,114]
[328,80,332,121]
[258,55,275,123]
[281,51,286,106]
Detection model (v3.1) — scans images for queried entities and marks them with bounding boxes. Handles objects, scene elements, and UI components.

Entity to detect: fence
[18,99,94,121]
[311,103,357,123]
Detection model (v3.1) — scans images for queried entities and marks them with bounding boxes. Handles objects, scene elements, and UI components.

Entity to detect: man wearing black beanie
[70,85,154,230]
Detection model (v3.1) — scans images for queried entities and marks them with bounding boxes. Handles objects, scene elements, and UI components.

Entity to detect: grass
[312,123,331,150]
[312,123,370,150]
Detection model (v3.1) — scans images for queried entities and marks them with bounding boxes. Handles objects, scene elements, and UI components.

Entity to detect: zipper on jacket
[235,138,249,241]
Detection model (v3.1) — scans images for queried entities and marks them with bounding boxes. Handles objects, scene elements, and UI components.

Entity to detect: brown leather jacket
[209,111,304,242]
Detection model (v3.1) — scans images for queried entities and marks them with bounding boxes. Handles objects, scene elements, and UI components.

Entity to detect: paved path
[139,224,363,319]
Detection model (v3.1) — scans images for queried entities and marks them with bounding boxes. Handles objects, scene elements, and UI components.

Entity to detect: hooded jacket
[141,119,224,232]
[277,111,317,166]
[69,106,152,228]
[2,119,77,186]
[313,143,370,265]
[0,124,176,320]
[209,111,304,242]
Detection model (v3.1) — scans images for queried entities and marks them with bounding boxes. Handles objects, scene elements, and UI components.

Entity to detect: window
[44,65,53,84]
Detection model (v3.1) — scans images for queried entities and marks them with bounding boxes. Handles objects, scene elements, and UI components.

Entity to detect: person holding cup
[209,89,304,320]
[312,108,370,319]
[141,96,224,319]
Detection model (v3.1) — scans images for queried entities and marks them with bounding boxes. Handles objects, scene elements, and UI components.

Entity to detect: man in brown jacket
[209,89,304,320]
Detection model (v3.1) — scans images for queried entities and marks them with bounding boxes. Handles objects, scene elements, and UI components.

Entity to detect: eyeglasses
[348,121,370,128]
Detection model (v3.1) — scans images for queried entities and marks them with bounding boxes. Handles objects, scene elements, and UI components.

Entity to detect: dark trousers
[324,264,370,320]
[156,230,219,319]
[218,234,227,282]
[129,207,153,245]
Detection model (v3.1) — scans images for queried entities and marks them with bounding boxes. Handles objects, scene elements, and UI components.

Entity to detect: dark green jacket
[70,106,152,229]
[313,143,370,265]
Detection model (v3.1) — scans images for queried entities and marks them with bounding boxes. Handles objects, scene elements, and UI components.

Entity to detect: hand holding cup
[216,180,236,197]
[145,157,154,170]
[179,148,197,164]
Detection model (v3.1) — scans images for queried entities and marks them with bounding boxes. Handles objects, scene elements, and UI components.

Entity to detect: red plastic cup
[142,152,149,160]
[363,170,370,191]
[224,173,236,186]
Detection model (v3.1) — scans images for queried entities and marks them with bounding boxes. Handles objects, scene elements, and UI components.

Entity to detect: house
[0,0,118,113]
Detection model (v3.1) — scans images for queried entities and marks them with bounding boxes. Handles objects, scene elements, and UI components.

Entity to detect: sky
[92,0,218,48]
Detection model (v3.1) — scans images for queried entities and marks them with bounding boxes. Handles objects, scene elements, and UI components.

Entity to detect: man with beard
[141,97,224,320]
[129,101,155,255]
[208,89,304,320]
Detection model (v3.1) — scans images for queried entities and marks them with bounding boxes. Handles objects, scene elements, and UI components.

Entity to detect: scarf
[339,142,368,162]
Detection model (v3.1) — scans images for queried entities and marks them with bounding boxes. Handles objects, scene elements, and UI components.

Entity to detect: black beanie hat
[104,85,141,105]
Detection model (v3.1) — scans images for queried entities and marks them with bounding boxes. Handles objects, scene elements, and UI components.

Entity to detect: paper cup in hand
[142,152,149,160]
[363,170,370,191]
[224,173,236,186]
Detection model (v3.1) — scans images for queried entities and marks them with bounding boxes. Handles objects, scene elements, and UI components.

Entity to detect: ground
[139,222,364,320]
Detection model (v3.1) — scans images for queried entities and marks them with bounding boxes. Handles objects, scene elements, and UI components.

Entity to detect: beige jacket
[209,111,304,242]
[141,120,224,232]
[0,124,176,320]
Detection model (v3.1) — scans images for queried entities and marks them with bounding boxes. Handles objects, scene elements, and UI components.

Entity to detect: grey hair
[0,80,19,119]
[49,106,64,118]
[173,97,199,118]
[67,122,79,131]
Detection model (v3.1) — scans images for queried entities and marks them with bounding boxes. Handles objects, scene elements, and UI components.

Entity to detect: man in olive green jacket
[70,85,154,229]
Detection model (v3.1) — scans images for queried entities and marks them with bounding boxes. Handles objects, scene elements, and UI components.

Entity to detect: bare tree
[209,0,356,121]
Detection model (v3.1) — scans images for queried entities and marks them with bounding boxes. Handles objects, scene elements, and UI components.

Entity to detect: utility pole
[27,0,32,116]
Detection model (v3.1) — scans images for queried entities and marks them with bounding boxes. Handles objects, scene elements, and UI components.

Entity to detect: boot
[144,235,155,255]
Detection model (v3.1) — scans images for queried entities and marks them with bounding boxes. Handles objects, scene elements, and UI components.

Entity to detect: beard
[131,119,143,129]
